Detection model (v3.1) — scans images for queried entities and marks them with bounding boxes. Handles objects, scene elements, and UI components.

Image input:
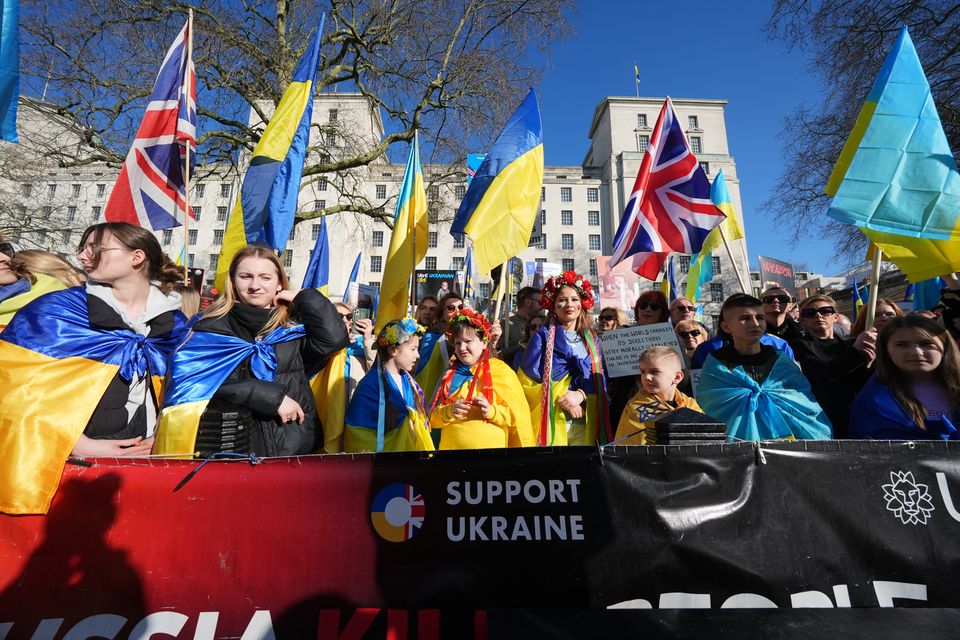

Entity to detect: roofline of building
[586,95,729,141]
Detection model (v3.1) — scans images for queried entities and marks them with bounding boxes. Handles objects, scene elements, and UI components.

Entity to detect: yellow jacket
[614,388,702,445]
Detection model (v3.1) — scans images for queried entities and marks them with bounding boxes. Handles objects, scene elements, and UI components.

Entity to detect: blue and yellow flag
[0,288,187,514]
[153,325,307,457]
[0,0,19,142]
[451,89,544,273]
[660,255,677,302]
[462,245,475,303]
[215,15,325,288]
[826,27,960,282]
[686,171,744,301]
[375,131,428,325]
[344,251,362,297]
[302,216,330,294]
[851,276,865,321]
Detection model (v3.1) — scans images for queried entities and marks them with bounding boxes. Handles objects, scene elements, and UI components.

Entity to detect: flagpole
[408,130,419,318]
[182,8,194,285]
[864,246,883,330]
[492,260,509,324]
[717,224,748,293]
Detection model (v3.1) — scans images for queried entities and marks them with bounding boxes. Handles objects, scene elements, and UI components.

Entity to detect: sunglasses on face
[636,302,661,311]
[445,303,464,311]
[340,313,354,321]
[678,329,702,339]
[0,242,14,259]
[599,315,617,322]
[799,306,836,319]
[674,305,696,313]
[762,294,791,305]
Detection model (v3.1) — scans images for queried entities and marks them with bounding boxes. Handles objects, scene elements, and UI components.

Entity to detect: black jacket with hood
[192,288,349,456]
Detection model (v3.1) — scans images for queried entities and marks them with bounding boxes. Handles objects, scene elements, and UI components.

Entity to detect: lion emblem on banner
[883,471,935,525]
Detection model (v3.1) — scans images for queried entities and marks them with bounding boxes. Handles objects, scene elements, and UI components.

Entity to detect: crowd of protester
[2,220,960,507]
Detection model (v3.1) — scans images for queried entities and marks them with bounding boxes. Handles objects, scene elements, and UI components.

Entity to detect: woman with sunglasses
[792,295,875,437]
[518,271,612,446]
[0,241,70,329]
[0,222,189,514]
[674,320,709,395]
[633,291,669,326]
[596,307,629,334]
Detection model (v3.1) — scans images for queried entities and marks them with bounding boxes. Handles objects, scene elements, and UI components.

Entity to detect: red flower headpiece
[445,307,493,341]
[540,270,595,311]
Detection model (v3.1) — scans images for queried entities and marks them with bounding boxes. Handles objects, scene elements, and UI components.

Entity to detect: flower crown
[445,307,493,341]
[540,270,595,311]
[377,317,425,347]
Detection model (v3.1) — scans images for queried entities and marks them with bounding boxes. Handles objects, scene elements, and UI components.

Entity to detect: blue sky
[535,1,836,274]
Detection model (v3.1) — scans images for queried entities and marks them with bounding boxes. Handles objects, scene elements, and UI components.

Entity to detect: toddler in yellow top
[615,346,702,445]
[429,308,533,449]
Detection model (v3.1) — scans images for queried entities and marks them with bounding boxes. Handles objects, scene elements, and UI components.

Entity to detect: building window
[196,184,205,198]
[425,256,437,270]
[688,115,699,129]
[328,109,338,123]
[637,135,649,152]
[47,184,56,198]
[560,187,572,202]
[92,206,101,220]
[455,185,466,199]
[712,255,722,275]
[535,257,546,265]
[67,206,76,221]
[368,281,381,290]
[283,250,293,268]
[538,233,547,250]
[699,162,709,175]
[319,153,331,165]
[192,206,201,220]
[375,184,387,199]
[71,184,81,198]
[589,258,597,277]
[188,253,195,267]
[637,114,647,128]
[562,234,574,251]
[678,255,691,274]
[213,229,224,245]
[452,256,465,270]
[217,206,228,221]
[317,178,328,192]
[428,185,439,201]
[325,131,338,147]
[372,230,384,247]
[61,229,71,244]
[587,188,599,203]
[36,229,47,244]
[209,254,219,271]
[561,210,573,226]
[162,230,172,245]
[289,227,297,241]
[314,200,325,211]
[690,136,702,154]
[188,229,198,245]
[540,210,546,225]
[479,282,490,298]
[428,232,438,248]
[453,234,465,249]
[428,207,438,224]
[20,184,31,197]
[220,183,230,198]
[96,184,105,198]
[541,187,546,202]
[710,282,724,301]
[562,258,575,271]
[589,234,601,251]
[371,255,383,273]
[588,210,600,226]
[311,224,322,241]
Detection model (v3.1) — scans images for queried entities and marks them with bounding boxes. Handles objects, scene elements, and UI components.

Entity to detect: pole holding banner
[182,8,194,285]
[492,259,509,323]
[718,224,747,294]
[864,245,883,330]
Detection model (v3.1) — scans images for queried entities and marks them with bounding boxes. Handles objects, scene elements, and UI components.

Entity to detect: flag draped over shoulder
[215,15,325,289]
[451,89,544,273]
[686,170,745,301]
[826,27,960,282]
[0,0,19,143]
[610,98,725,280]
[302,216,330,294]
[0,288,187,514]
[104,18,197,230]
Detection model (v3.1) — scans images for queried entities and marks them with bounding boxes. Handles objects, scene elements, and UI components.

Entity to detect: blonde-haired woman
[0,244,70,328]
[155,245,349,458]
[15,249,86,287]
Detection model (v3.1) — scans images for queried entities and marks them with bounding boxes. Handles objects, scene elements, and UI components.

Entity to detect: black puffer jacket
[192,289,349,456]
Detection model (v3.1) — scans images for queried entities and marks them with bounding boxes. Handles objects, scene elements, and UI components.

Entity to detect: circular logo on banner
[371,483,425,542]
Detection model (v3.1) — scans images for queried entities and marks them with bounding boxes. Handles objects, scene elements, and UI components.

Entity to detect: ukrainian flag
[302,216,330,295]
[851,276,864,321]
[826,27,960,282]
[462,245,475,303]
[451,89,543,273]
[153,325,307,456]
[0,288,187,514]
[686,171,745,301]
[375,131,428,325]
[215,15,325,289]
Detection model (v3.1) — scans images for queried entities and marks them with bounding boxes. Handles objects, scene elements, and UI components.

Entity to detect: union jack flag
[104,20,197,230]
[610,98,725,280]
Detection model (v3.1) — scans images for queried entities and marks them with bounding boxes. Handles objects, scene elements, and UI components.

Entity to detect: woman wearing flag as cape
[154,246,349,458]
[428,308,533,449]
[343,318,434,453]
[518,271,612,446]
[0,222,189,514]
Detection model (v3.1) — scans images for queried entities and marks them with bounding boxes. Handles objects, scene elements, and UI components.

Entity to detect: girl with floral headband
[343,318,434,453]
[517,271,613,446]
[428,309,533,449]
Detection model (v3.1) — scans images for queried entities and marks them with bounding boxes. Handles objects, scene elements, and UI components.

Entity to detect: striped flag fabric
[302,217,330,295]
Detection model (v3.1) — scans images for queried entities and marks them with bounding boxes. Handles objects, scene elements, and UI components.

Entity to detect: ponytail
[156,254,186,294]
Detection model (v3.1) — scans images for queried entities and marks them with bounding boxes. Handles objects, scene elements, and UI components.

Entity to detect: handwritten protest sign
[600,323,684,378]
